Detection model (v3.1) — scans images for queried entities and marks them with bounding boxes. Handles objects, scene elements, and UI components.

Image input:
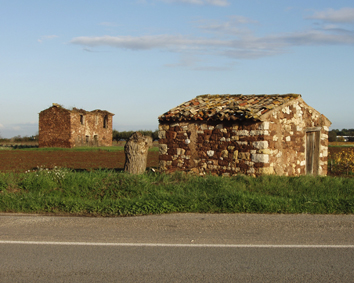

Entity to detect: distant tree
[333,128,354,137]
[112,129,119,141]
[152,130,159,141]
[112,130,159,141]
[328,131,337,142]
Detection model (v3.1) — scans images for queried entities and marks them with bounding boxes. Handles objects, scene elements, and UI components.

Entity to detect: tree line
[329,129,354,142]
[2,128,353,143]
[112,130,159,141]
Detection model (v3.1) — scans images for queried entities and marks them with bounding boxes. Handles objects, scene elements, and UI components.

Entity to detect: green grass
[0,170,353,216]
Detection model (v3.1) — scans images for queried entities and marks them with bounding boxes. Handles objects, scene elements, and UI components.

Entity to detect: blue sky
[1,0,353,138]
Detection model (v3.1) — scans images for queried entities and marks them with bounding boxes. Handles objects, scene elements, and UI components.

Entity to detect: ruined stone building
[158,94,331,176]
[39,104,114,148]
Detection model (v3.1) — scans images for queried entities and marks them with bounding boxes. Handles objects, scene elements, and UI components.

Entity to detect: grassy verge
[0,170,353,216]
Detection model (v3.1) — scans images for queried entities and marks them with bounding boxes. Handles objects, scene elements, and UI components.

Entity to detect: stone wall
[39,106,72,148]
[264,100,330,176]
[159,100,330,176]
[70,111,113,147]
[39,106,113,148]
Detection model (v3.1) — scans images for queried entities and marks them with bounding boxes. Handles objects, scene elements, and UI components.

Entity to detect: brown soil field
[0,150,159,173]
[328,146,354,156]
[0,146,352,175]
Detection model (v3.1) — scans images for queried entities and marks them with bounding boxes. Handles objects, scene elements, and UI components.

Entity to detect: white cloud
[0,123,4,129]
[308,7,354,23]
[37,35,59,43]
[71,28,354,59]
[197,16,258,35]
[159,0,229,6]
[70,12,354,64]
[71,35,228,51]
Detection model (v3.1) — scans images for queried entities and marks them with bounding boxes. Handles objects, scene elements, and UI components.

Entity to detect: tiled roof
[159,94,301,122]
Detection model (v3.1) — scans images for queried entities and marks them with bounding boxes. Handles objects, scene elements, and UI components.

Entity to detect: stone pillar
[124,132,152,174]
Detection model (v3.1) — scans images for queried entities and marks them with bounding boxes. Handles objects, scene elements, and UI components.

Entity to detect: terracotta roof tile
[159,94,301,122]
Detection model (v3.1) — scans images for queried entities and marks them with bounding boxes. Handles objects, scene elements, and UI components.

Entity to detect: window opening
[103,115,108,128]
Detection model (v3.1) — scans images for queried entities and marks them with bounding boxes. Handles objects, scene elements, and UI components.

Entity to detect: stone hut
[39,104,114,148]
[158,94,331,176]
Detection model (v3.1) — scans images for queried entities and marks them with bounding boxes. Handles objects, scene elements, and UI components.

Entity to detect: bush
[113,130,159,141]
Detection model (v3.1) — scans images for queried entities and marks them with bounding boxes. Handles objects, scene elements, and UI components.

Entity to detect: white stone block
[282,106,291,114]
[251,154,269,163]
[158,130,166,139]
[207,150,214,157]
[235,130,249,135]
[250,130,262,136]
[159,144,168,155]
[252,141,269,149]
[322,148,328,157]
[259,122,270,130]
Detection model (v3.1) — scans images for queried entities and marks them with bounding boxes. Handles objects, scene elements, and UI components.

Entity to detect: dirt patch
[0,150,159,173]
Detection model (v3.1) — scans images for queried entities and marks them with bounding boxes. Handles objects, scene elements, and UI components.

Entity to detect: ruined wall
[159,100,330,176]
[38,107,72,148]
[70,111,113,147]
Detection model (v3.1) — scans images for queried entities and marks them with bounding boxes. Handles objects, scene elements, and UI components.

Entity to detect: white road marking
[0,240,354,248]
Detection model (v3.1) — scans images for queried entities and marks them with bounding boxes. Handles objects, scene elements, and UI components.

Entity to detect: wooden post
[124,132,152,174]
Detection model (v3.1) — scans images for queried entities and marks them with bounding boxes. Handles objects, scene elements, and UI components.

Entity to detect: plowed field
[0,147,352,175]
[0,150,159,172]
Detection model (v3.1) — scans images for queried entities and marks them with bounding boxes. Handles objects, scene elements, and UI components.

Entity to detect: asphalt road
[1,213,354,282]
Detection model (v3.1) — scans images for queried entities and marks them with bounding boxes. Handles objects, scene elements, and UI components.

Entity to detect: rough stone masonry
[158,94,331,177]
